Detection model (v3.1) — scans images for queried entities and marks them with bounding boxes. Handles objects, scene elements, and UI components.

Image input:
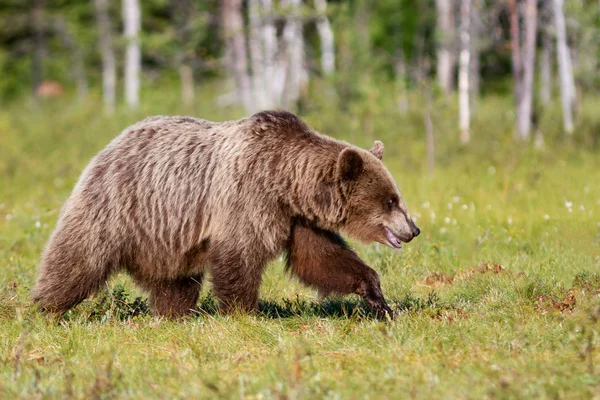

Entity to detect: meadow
[1,87,599,399]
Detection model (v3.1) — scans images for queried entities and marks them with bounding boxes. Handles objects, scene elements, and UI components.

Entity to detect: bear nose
[412,226,421,237]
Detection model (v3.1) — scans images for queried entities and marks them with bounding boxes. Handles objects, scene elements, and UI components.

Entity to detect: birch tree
[93,0,116,113]
[553,0,575,135]
[258,0,278,108]
[435,0,455,94]
[222,0,253,112]
[123,0,141,110]
[509,0,538,140]
[248,0,267,109]
[517,0,537,139]
[539,0,553,105]
[458,0,471,144]
[314,0,335,75]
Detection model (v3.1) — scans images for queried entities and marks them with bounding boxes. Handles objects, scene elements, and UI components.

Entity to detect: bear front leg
[209,246,266,313]
[286,223,394,320]
[149,275,203,318]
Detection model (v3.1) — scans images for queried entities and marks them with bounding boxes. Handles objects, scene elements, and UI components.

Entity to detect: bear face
[337,141,420,249]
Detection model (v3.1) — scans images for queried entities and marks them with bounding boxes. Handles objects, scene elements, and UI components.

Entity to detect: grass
[1,86,600,398]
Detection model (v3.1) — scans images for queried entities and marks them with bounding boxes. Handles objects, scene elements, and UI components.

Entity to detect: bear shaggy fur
[33,111,420,318]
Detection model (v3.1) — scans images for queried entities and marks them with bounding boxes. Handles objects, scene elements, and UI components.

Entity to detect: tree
[93,0,116,113]
[314,0,335,76]
[509,0,538,140]
[458,0,471,144]
[553,0,575,135]
[222,0,253,112]
[539,0,553,105]
[435,0,455,94]
[123,0,141,110]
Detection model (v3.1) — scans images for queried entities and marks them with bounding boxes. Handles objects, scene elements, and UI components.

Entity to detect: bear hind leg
[149,275,203,318]
[33,248,115,315]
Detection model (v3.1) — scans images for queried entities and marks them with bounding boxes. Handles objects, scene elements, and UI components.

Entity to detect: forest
[1,0,600,398]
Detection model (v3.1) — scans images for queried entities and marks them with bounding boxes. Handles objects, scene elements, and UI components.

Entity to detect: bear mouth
[384,227,403,249]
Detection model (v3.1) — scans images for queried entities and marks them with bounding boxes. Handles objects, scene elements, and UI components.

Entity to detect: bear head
[337,141,420,249]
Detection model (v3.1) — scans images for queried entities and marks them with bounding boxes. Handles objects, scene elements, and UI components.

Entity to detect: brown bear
[32,111,420,319]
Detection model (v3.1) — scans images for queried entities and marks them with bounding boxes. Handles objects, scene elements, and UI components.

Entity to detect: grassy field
[1,90,600,399]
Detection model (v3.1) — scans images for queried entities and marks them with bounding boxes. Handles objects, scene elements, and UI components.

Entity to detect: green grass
[1,88,600,398]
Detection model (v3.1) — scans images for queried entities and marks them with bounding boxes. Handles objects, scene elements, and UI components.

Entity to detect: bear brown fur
[32,111,420,318]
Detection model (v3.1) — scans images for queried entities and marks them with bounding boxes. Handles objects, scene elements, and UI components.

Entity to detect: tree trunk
[435,0,455,94]
[315,0,335,76]
[469,0,482,101]
[553,0,575,135]
[31,0,45,96]
[260,0,278,107]
[123,0,141,110]
[248,0,267,110]
[222,0,253,113]
[538,0,552,105]
[459,0,471,144]
[516,0,537,139]
[53,16,88,100]
[539,27,552,105]
[93,0,116,113]
[508,0,522,107]
[281,0,307,110]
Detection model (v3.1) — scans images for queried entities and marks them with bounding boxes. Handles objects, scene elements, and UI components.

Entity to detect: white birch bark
[280,0,306,109]
[459,0,471,144]
[248,0,267,110]
[223,0,253,113]
[516,0,537,139]
[93,0,116,113]
[553,0,575,134]
[435,0,455,94]
[314,0,335,75]
[123,0,141,110]
[539,29,552,105]
[260,0,278,107]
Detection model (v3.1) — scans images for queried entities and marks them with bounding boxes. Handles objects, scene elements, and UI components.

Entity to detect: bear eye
[387,197,397,209]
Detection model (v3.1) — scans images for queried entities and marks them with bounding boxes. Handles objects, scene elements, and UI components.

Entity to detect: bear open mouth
[384,227,403,249]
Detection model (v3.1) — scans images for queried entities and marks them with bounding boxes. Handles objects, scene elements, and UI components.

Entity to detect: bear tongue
[384,227,403,249]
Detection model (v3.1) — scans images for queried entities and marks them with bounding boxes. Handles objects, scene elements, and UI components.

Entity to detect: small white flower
[35,221,41,229]
[584,186,590,194]
[507,217,513,225]
[413,217,418,223]
[422,201,430,209]
[461,204,468,210]
[488,166,496,175]
[568,208,573,213]
[452,219,457,225]
[565,201,573,208]
[5,214,12,221]
[444,217,451,224]
[544,214,550,220]
[447,203,453,210]
[439,227,447,234]
[0,203,4,209]
[580,205,586,211]
[452,196,461,203]
[487,204,492,210]
[414,211,422,219]
[430,212,436,220]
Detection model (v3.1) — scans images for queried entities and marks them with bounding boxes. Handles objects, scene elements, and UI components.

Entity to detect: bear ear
[337,148,364,181]
[369,140,384,160]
